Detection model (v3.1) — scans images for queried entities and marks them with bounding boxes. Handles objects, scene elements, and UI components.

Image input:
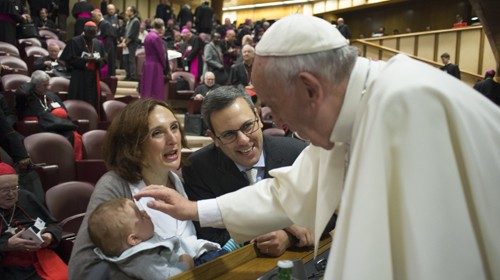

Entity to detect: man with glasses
[182,86,312,257]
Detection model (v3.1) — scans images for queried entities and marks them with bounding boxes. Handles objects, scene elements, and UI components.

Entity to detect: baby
[88,198,195,279]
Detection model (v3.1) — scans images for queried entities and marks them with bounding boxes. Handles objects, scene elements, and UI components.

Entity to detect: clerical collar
[235,150,266,172]
[330,57,371,145]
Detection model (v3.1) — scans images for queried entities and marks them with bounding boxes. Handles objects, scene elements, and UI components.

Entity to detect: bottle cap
[277,260,294,269]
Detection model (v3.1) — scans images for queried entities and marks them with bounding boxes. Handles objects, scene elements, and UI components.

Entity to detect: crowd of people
[1,1,500,279]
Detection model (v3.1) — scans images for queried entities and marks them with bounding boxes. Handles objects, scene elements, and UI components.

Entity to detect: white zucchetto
[255,14,348,56]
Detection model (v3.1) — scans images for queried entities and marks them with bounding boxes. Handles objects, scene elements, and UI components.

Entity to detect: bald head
[47,43,60,59]
[107,4,116,16]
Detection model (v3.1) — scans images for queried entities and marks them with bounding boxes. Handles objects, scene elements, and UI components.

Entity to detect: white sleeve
[197,199,224,228]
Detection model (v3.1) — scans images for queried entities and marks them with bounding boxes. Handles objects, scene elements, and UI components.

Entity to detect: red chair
[45,181,94,263]
[0,56,29,76]
[102,100,126,122]
[24,132,76,192]
[63,100,99,133]
[48,76,70,100]
[168,71,196,100]
[0,42,20,57]
[82,130,107,160]
[46,38,66,50]
[18,38,42,47]
[135,47,145,80]
[38,29,59,40]
[76,130,108,184]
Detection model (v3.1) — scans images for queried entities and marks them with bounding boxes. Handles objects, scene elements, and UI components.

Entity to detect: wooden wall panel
[382,38,397,50]
[339,0,352,9]
[459,30,481,74]
[437,32,457,63]
[138,1,150,19]
[482,41,497,75]
[365,45,380,60]
[399,37,415,55]
[417,34,435,61]
[381,50,394,61]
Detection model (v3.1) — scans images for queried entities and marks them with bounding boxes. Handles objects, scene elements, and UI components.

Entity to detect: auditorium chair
[63,100,99,133]
[77,130,108,185]
[0,42,20,57]
[45,181,94,263]
[135,47,145,80]
[24,46,49,74]
[24,132,76,192]
[46,38,66,50]
[48,76,70,100]
[38,29,59,40]
[100,80,113,101]
[18,38,42,47]
[169,71,196,99]
[102,100,126,122]
[1,74,33,135]
[0,56,29,76]
[263,127,286,137]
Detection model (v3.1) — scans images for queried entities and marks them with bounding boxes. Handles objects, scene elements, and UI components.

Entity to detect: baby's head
[88,198,154,256]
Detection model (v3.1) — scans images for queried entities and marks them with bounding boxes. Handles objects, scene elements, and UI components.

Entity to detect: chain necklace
[0,204,17,235]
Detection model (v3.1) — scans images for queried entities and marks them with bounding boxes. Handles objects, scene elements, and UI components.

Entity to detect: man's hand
[285,225,313,247]
[134,185,198,221]
[252,230,290,257]
[40,232,53,248]
[192,94,204,101]
[4,230,41,252]
[15,158,31,172]
[179,254,195,269]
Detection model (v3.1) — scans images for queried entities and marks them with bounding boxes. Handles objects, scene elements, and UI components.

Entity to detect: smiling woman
[69,99,223,279]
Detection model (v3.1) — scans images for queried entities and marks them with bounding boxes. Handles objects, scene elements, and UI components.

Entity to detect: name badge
[51,102,61,108]
[34,217,46,231]
[93,52,101,59]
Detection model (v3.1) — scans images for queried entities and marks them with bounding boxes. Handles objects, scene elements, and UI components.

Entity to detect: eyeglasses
[215,118,260,145]
[0,185,19,195]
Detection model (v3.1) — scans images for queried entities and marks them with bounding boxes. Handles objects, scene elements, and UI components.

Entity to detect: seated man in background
[34,8,57,31]
[193,71,219,101]
[228,44,254,87]
[183,86,322,256]
[33,43,61,72]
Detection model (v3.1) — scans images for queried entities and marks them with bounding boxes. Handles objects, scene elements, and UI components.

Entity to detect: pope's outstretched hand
[134,185,199,221]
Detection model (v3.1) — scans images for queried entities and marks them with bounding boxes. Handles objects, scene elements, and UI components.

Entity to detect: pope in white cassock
[136,15,500,279]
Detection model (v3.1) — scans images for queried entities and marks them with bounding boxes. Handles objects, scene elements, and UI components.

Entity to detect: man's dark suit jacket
[228,62,250,87]
[183,135,307,246]
[440,63,461,80]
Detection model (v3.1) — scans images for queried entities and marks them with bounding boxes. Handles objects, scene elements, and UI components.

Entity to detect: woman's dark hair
[103,99,187,183]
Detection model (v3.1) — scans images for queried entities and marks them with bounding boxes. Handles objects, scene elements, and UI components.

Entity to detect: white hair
[262,45,358,91]
[31,70,50,85]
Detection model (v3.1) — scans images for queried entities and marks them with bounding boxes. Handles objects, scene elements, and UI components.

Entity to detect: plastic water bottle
[277,260,293,280]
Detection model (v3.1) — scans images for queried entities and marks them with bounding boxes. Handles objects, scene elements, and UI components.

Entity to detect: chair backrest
[63,100,99,131]
[135,47,145,79]
[18,38,42,47]
[171,71,195,90]
[48,76,70,94]
[1,74,30,92]
[102,100,126,122]
[24,132,76,183]
[46,38,66,50]
[0,56,28,75]
[45,181,94,224]
[38,29,59,40]
[100,81,112,100]
[25,46,49,57]
[0,42,20,57]
[82,130,107,159]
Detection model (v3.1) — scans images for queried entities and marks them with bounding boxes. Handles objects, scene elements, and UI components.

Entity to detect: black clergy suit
[228,62,250,87]
[183,135,307,246]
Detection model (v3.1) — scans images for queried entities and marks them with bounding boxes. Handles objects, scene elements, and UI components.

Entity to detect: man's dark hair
[441,52,450,59]
[201,86,254,131]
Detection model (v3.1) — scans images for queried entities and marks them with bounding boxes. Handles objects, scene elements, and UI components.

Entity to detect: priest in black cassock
[59,21,106,111]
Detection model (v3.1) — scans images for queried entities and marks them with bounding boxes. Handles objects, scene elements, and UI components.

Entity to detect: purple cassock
[140,30,166,100]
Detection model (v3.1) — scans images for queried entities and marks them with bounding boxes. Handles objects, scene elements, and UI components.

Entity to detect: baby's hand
[179,254,194,269]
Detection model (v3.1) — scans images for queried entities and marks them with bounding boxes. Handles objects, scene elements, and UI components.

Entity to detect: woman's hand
[40,232,53,248]
[134,185,198,221]
[4,230,41,252]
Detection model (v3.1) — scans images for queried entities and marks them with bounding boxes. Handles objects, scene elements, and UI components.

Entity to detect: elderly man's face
[40,9,48,20]
[107,5,116,15]
[204,73,215,86]
[48,45,60,59]
[34,79,49,96]
[252,56,336,149]
[209,97,263,169]
[242,46,254,63]
[0,174,18,209]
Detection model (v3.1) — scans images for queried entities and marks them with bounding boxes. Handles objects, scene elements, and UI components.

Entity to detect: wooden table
[171,237,331,280]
